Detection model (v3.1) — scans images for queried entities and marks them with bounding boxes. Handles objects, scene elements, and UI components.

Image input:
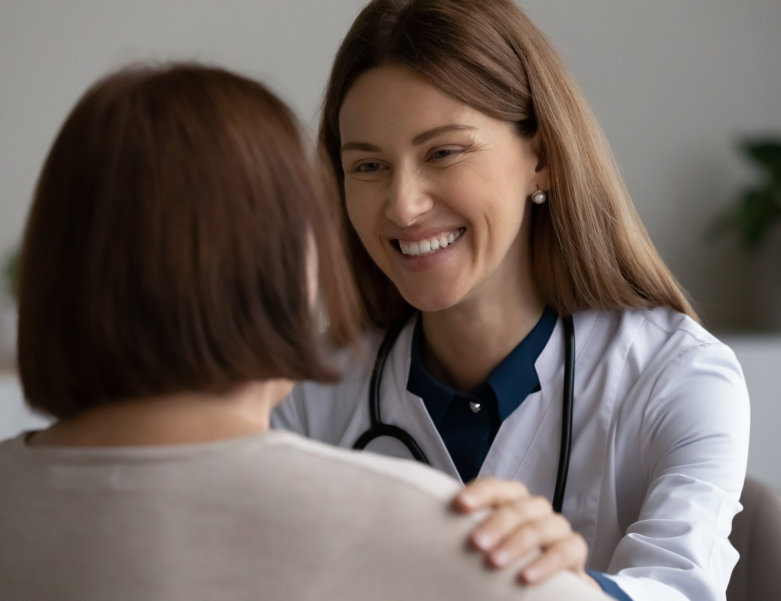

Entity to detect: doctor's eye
[431,149,458,160]
[427,145,469,163]
[352,161,386,174]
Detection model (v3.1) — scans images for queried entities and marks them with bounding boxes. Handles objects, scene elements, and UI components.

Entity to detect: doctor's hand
[453,478,599,590]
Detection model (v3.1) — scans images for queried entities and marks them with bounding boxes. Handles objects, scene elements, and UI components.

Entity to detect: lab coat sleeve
[270,333,378,443]
[607,341,750,601]
[270,388,307,434]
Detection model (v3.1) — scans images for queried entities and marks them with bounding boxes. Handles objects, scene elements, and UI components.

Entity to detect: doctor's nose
[385,170,433,226]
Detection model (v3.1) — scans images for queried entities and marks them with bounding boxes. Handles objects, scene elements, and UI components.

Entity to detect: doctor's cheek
[453,478,595,587]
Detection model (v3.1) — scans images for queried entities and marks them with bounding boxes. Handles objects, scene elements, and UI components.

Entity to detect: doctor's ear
[529,133,550,189]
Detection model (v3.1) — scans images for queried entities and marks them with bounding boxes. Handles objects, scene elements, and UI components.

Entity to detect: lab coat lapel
[479,314,602,501]
[483,312,605,548]
[479,317,567,495]
[382,319,461,480]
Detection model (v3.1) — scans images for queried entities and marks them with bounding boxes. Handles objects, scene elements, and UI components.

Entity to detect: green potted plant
[0,247,19,362]
[709,138,781,251]
[707,138,781,331]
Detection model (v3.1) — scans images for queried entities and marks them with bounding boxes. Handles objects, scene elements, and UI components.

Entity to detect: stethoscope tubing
[353,316,431,464]
[552,314,574,513]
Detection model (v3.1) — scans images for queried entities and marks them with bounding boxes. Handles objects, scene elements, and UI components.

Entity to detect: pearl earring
[531,189,548,205]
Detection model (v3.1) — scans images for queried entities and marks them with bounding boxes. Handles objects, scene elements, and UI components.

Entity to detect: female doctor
[271,1,750,599]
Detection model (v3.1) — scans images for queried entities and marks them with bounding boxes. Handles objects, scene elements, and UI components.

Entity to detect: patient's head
[17,63,359,420]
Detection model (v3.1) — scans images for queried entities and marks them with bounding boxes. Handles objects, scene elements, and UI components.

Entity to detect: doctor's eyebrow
[340,124,477,154]
[412,124,476,145]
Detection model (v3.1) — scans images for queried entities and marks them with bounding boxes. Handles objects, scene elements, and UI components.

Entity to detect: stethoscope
[353,314,575,513]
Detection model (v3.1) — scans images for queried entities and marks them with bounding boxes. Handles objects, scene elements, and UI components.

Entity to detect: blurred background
[0,0,779,485]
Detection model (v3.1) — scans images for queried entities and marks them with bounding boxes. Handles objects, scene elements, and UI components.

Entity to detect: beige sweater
[0,429,608,601]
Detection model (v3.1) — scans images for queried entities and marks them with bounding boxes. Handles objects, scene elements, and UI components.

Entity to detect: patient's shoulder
[260,429,461,499]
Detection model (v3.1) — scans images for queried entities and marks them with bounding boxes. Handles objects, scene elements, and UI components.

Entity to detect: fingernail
[458,492,476,507]
[521,567,539,583]
[490,550,510,567]
[473,531,495,549]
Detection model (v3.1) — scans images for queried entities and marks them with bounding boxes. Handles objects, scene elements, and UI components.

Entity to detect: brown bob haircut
[18,63,360,419]
[321,0,696,330]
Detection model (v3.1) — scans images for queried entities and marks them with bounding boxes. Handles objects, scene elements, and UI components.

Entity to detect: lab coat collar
[535,311,599,387]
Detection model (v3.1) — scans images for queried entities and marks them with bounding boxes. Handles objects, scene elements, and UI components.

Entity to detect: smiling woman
[271,1,750,601]
[340,64,544,324]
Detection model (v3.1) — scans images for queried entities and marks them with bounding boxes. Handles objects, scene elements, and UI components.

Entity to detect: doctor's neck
[420,295,545,394]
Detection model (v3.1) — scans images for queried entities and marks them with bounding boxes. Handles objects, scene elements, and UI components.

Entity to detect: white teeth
[399,229,463,257]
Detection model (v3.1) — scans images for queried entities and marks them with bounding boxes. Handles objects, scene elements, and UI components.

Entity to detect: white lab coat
[272,307,750,601]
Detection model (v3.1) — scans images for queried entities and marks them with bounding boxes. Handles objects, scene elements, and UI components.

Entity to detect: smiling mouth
[395,228,465,257]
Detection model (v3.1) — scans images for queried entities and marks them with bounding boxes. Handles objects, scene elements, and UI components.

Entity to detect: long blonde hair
[321,0,696,329]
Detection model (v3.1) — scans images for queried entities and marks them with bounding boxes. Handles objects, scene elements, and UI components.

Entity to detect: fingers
[472,495,552,558]
[452,478,590,584]
[517,531,589,585]
[478,504,574,570]
[453,477,529,513]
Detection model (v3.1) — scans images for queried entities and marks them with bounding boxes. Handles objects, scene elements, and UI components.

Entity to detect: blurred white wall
[0,0,367,274]
[721,335,781,491]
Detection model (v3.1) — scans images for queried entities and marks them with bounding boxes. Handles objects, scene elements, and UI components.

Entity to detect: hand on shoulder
[453,478,601,591]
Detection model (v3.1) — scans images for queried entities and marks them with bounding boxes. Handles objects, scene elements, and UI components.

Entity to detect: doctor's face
[339,64,544,314]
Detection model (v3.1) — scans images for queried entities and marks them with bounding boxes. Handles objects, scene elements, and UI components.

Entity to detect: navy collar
[407,307,558,427]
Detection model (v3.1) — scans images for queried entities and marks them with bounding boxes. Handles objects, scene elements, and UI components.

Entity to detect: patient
[0,63,608,600]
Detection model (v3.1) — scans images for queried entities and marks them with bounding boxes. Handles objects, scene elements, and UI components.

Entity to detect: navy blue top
[405,307,633,601]
[406,306,557,482]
